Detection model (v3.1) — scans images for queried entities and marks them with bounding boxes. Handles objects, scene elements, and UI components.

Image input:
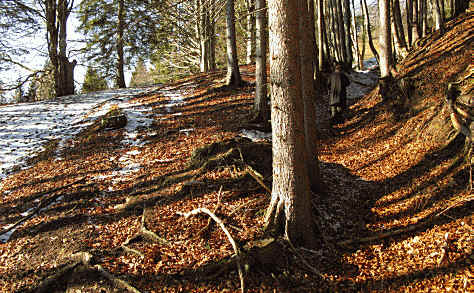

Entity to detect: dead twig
[245,165,271,194]
[178,207,245,293]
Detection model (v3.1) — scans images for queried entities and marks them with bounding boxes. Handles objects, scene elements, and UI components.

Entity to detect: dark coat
[329,71,350,106]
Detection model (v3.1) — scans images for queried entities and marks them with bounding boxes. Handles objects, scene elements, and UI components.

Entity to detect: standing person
[329,64,351,124]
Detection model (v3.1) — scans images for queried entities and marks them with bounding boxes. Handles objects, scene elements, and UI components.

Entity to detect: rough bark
[300,0,321,192]
[246,0,256,64]
[252,0,269,123]
[116,0,126,88]
[225,0,242,87]
[379,0,392,78]
[265,0,315,247]
[45,0,59,97]
[343,0,353,66]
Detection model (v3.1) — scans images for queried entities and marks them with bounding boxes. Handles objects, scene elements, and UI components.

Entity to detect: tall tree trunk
[343,0,353,66]
[246,0,256,64]
[392,0,408,58]
[351,0,362,69]
[412,0,420,44]
[300,0,321,192]
[419,0,427,37]
[57,0,74,96]
[335,0,348,64]
[433,0,444,31]
[362,0,380,64]
[116,0,126,88]
[46,0,59,97]
[225,0,242,86]
[252,0,268,123]
[265,0,315,247]
[317,0,325,72]
[200,0,209,72]
[406,0,413,47]
[379,0,392,78]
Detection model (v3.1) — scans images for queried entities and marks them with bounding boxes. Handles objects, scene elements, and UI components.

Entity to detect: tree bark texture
[246,0,256,64]
[225,0,242,86]
[116,0,126,88]
[265,0,315,247]
[392,0,408,58]
[379,0,392,78]
[300,0,321,192]
[252,0,269,123]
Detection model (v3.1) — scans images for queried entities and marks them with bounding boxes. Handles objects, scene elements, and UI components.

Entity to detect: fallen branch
[178,207,245,293]
[0,178,87,237]
[198,186,223,237]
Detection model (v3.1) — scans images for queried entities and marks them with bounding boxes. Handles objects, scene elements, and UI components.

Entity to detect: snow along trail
[0,87,161,181]
[0,86,162,242]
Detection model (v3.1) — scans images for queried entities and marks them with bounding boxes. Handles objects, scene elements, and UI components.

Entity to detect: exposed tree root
[0,177,87,237]
[121,204,169,257]
[32,251,141,293]
[178,207,245,293]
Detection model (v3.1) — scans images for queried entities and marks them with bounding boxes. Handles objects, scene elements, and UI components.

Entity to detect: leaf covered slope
[0,9,473,293]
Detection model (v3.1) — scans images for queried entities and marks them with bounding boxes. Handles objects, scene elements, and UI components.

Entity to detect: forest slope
[0,8,472,293]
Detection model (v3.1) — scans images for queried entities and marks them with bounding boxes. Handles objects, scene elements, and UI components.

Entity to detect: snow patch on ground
[0,86,161,181]
[239,129,272,142]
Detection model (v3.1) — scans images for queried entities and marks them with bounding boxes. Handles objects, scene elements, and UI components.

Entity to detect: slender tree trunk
[412,0,420,43]
[351,0,362,69]
[379,0,392,78]
[343,0,353,66]
[116,0,126,88]
[265,0,315,247]
[406,0,413,47]
[392,0,408,57]
[46,0,59,97]
[362,0,380,64]
[336,0,348,64]
[246,0,256,64]
[200,0,209,72]
[252,0,269,123]
[225,0,242,86]
[433,0,444,31]
[300,0,321,192]
[317,0,325,72]
[453,0,468,17]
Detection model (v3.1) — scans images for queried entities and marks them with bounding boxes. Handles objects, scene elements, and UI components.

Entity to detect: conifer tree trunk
[317,0,328,72]
[379,0,392,78]
[225,0,242,86]
[252,0,269,123]
[116,0,126,88]
[265,0,316,247]
[343,0,353,66]
[300,0,321,192]
[246,0,256,64]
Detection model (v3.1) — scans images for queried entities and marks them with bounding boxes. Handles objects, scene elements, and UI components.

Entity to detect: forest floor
[0,8,473,293]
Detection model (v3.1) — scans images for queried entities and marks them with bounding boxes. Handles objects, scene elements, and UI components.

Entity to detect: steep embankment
[0,9,472,293]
